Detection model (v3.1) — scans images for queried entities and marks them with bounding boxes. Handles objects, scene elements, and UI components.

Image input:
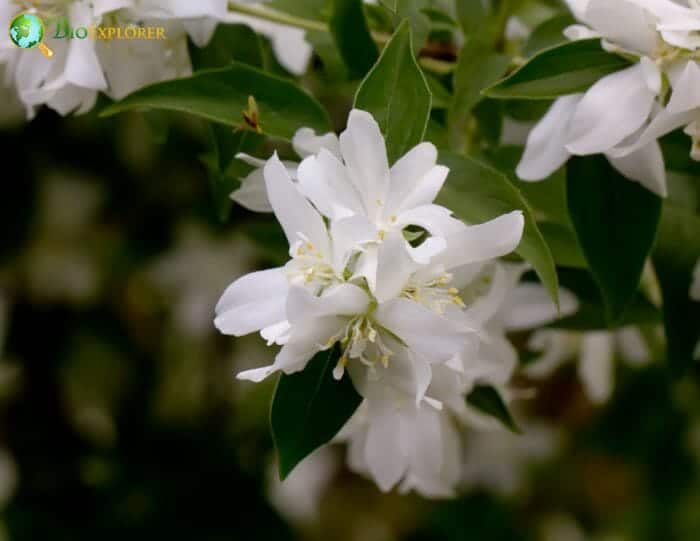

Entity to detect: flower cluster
[215,109,526,495]
[518,0,700,196]
[0,0,310,118]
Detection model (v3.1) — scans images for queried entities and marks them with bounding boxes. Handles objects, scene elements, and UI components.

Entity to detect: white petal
[516,95,581,180]
[578,331,615,404]
[667,61,700,114]
[239,316,347,382]
[329,215,377,272]
[374,232,420,303]
[395,204,466,237]
[214,267,288,335]
[339,110,390,218]
[296,150,365,220]
[286,284,369,324]
[264,154,330,254]
[364,402,407,491]
[230,168,273,212]
[439,211,524,270]
[525,330,579,378]
[375,299,468,362]
[567,64,657,154]
[609,107,697,158]
[385,142,445,214]
[464,264,528,325]
[292,128,341,158]
[501,284,579,331]
[606,140,667,196]
[583,0,657,54]
[691,258,700,301]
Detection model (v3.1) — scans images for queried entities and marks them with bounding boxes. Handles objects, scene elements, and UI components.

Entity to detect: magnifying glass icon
[9,13,54,58]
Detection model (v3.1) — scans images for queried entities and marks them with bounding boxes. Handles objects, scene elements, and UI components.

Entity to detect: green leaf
[567,155,662,324]
[271,346,362,479]
[189,23,263,70]
[102,63,332,140]
[329,0,379,79]
[484,39,630,99]
[523,13,576,57]
[652,204,700,376]
[466,385,520,433]
[354,20,431,164]
[437,151,560,307]
[425,74,452,109]
[539,221,586,269]
[202,125,265,221]
[448,39,509,151]
[456,0,488,37]
[551,269,661,331]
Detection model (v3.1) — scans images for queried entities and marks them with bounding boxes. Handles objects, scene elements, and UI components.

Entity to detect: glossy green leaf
[484,39,630,99]
[466,385,520,433]
[271,346,362,479]
[354,20,431,164]
[438,151,560,307]
[652,204,700,377]
[551,269,661,331]
[567,155,662,324]
[189,23,263,70]
[523,13,576,57]
[449,39,509,151]
[201,125,265,221]
[102,63,332,140]
[539,221,586,269]
[329,0,378,78]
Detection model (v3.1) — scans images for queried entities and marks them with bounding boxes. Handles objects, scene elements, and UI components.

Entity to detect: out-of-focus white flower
[516,0,700,196]
[267,446,339,525]
[691,258,700,301]
[525,324,656,405]
[0,0,311,118]
[461,420,560,496]
[147,223,257,338]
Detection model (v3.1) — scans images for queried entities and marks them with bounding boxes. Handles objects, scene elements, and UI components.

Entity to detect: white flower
[230,127,340,212]
[517,0,700,196]
[216,110,526,495]
[217,154,524,388]
[338,381,462,496]
[692,258,700,301]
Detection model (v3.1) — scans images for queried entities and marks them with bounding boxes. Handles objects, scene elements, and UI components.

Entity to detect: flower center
[330,313,395,380]
[401,272,465,314]
[286,238,339,290]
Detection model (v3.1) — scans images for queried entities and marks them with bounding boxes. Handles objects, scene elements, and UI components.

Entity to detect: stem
[227,1,456,75]
[228,1,328,33]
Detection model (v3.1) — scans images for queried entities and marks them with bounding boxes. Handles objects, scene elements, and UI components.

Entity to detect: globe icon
[9,13,53,57]
[9,13,44,49]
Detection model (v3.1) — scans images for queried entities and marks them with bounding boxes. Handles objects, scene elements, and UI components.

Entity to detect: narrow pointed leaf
[484,39,630,99]
[271,346,362,479]
[567,155,662,324]
[330,0,378,78]
[354,20,431,164]
[466,385,520,433]
[438,151,560,306]
[101,63,332,139]
[652,204,700,377]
